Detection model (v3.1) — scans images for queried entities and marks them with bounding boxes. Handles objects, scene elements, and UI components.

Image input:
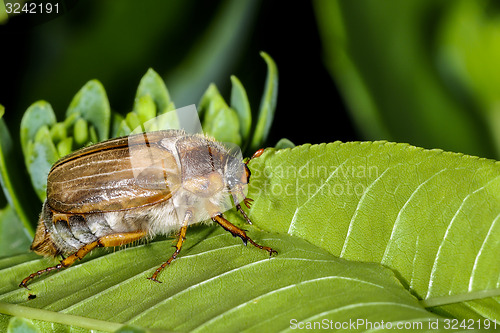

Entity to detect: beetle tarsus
[212,214,277,256]
[148,211,192,283]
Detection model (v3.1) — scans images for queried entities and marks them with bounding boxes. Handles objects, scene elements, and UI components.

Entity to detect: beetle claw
[147,277,162,284]
[243,198,254,209]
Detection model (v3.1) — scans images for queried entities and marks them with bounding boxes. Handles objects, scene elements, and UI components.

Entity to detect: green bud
[89,126,98,144]
[50,123,67,143]
[135,95,156,124]
[126,112,142,132]
[57,137,73,157]
[74,118,89,145]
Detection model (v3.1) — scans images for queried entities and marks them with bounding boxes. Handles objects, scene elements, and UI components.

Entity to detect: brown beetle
[20,130,274,288]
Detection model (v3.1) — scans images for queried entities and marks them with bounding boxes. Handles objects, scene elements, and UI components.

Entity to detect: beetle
[19,130,275,288]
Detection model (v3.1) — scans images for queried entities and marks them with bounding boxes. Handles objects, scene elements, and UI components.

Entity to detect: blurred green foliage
[314,0,500,159]
[0,2,6,24]
[5,0,259,125]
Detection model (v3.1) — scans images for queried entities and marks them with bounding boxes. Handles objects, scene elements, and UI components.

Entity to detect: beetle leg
[51,211,70,225]
[19,230,147,289]
[212,214,277,256]
[50,210,86,227]
[148,210,193,283]
[243,197,253,208]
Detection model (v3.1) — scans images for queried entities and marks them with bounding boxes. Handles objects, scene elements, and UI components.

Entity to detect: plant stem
[0,301,122,332]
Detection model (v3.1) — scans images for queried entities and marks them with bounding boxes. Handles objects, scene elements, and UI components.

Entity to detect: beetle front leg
[148,210,193,283]
[212,214,277,256]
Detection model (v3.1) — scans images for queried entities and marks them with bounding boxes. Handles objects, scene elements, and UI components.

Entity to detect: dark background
[0,0,356,150]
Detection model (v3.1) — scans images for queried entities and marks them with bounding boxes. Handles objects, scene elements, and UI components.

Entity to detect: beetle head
[224,152,250,205]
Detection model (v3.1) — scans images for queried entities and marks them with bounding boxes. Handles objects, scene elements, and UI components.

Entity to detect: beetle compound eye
[243,164,251,184]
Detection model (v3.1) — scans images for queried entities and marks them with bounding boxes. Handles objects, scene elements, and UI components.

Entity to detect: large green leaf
[0,226,455,332]
[246,142,500,320]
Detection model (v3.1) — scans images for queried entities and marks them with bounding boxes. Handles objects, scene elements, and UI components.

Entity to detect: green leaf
[275,138,295,150]
[249,52,278,152]
[66,80,110,142]
[199,84,242,144]
[28,127,59,202]
[125,112,142,133]
[134,68,171,116]
[0,226,450,332]
[230,75,252,142]
[246,142,500,320]
[7,317,39,333]
[115,121,132,138]
[20,102,57,162]
[204,108,241,146]
[111,112,126,138]
[114,325,148,333]
[89,126,99,145]
[198,84,227,119]
[0,108,35,235]
[0,205,31,257]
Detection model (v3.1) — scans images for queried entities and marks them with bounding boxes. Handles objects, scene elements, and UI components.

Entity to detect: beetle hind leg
[19,230,147,289]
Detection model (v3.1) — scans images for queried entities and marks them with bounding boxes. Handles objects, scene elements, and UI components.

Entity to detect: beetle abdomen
[32,199,180,256]
[31,202,98,256]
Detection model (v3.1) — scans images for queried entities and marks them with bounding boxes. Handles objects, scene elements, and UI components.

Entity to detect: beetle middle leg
[212,214,277,256]
[148,210,193,283]
[19,230,147,289]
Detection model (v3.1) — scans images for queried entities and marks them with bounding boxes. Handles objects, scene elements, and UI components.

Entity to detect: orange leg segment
[19,230,147,289]
[148,211,192,283]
